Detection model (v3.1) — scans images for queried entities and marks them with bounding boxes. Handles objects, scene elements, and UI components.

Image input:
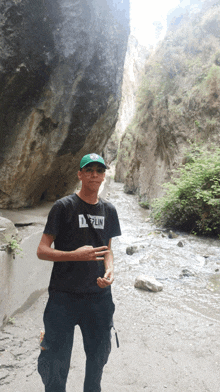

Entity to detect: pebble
[168,230,178,239]
[126,246,138,255]
[177,240,184,247]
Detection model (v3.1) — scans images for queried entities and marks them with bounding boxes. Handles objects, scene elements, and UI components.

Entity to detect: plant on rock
[5,235,23,258]
[152,145,220,236]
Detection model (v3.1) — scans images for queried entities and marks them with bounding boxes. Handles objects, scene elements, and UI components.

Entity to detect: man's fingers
[97,276,113,288]
[94,249,110,261]
[77,245,109,261]
[95,249,110,256]
[94,246,109,251]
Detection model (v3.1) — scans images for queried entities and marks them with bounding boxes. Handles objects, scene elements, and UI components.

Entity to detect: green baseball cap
[80,153,107,169]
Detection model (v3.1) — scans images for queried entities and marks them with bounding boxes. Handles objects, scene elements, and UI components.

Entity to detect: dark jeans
[38,289,115,392]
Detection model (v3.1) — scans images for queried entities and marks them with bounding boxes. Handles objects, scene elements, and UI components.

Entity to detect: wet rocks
[126,246,138,255]
[134,275,163,292]
[177,240,184,247]
[168,230,179,239]
[179,269,195,278]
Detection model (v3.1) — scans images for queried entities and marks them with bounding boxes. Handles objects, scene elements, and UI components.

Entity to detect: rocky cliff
[104,35,149,165]
[115,1,220,205]
[0,0,129,208]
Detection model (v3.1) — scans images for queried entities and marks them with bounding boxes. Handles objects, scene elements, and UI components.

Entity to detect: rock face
[115,2,220,203]
[104,35,149,165]
[0,0,129,208]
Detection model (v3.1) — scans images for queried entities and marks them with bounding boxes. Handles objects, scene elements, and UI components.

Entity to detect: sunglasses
[83,166,106,175]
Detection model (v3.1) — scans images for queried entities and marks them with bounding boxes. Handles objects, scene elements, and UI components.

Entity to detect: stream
[107,180,220,323]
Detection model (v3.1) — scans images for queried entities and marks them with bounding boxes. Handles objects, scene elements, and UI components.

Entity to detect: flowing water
[106,180,220,323]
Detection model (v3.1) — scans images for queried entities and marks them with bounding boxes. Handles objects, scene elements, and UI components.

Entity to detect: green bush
[139,201,150,209]
[151,146,220,236]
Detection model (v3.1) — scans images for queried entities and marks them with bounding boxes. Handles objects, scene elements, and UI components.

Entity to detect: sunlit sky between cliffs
[130,0,181,47]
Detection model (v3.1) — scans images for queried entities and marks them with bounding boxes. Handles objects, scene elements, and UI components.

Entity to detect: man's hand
[97,268,114,288]
[73,245,110,261]
[37,234,110,262]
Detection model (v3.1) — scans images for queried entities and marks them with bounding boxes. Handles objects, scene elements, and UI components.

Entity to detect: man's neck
[77,189,99,205]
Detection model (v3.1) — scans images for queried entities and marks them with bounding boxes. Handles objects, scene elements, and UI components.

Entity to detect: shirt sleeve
[43,201,64,238]
[107,204,121,239]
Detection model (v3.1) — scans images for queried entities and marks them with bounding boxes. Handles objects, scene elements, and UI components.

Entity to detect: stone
[134,275,163,292]
[179,269,195,278]
[177,241,184,247]
[126,246,138,255]
[0,217,18,247]
[0,0,129,208]
[196,255,206,266]
[168,230,179,239]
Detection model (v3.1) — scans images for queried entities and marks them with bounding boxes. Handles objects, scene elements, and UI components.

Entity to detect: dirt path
[1,284,220,392]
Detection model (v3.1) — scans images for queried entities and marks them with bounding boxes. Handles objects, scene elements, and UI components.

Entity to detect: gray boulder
[134,275,163,292]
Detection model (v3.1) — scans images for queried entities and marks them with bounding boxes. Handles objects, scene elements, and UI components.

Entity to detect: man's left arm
[97,239,114,288]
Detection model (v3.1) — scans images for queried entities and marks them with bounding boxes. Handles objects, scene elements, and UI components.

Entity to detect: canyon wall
[115,1,220,205]
[104,35,149,165]
[0,0,129,208]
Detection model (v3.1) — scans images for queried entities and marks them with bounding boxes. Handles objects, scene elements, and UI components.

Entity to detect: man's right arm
[37,233,109,262]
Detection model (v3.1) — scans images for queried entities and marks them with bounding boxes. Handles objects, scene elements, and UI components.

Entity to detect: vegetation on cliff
[115,1,220,221]
[152,145,220,236]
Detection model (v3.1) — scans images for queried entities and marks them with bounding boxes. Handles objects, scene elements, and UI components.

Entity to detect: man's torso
[44,194,121,293]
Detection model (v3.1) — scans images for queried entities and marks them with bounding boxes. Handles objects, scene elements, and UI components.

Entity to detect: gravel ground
[1,283,220,392]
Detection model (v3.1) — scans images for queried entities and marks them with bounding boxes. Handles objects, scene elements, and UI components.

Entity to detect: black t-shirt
[44,193,121,293]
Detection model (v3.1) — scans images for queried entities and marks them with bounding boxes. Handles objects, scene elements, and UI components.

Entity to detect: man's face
[78,163,106,191]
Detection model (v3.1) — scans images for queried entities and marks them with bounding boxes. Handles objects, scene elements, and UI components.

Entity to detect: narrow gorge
[115,0,220,207]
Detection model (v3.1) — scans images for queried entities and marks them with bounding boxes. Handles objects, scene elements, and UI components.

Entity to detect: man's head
[78,154,106,194]
[80,153,107,170]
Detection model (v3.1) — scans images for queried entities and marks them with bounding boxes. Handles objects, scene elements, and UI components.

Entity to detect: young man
[37,153,121,392]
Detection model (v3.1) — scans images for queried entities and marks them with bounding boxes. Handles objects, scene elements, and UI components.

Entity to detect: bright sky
[130,0,181,46]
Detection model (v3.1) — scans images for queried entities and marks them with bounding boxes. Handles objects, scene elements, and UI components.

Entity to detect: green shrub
[139,201,150,209]
[151,146,220,236]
